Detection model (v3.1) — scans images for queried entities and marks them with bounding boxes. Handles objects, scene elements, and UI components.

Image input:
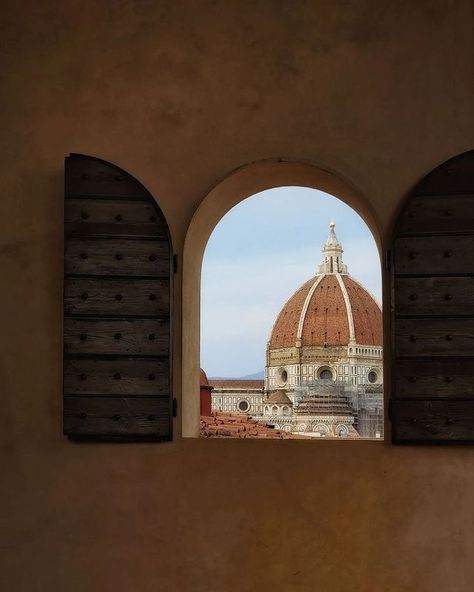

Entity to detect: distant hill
[209,370,264,380]
[241,370,264,379]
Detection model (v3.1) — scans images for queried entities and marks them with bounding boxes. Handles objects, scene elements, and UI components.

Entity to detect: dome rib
[341,276,383,345]
[296,274,325,342]
[335,273,356,344]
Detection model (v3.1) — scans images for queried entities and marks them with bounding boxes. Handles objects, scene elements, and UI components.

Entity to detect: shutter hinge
[173,253,178,274]
[172,397,178,418]
[385,249,391,272]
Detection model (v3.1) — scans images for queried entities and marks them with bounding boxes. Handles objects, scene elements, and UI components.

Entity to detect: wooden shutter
[391,150,474,443]
[63,154,173,441]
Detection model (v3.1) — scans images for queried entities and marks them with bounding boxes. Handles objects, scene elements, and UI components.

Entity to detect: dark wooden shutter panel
[63,154,173,441]
[391,150,474,443]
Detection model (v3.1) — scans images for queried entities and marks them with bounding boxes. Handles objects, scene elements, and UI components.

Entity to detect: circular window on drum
[278,368,288,386]
[368,370,378,384]
[238,399,250,412]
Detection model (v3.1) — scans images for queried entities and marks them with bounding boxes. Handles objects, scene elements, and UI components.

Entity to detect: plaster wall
[1,1,473,591]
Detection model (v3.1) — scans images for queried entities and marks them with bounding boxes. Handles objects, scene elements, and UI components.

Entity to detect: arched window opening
[197,181,383,440]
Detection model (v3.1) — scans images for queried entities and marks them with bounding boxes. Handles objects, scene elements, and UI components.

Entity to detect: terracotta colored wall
[1,1,473,590]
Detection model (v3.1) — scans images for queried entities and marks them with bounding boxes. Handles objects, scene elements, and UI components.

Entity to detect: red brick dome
[269,274,382,349]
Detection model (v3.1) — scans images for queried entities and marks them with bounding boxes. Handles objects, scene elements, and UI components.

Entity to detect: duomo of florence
[201,223,384,439]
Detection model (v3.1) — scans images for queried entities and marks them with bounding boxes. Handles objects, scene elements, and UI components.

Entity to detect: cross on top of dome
[318,221,349,275]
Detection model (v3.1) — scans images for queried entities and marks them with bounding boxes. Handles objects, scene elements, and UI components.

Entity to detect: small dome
[199,368,210,388]
[266,390,292,405]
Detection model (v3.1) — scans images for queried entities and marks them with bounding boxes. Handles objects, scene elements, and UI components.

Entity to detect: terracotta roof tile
[266,390,292,404]
[200,412,298,439]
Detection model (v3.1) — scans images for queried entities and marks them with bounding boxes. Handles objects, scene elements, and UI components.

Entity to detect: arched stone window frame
[182,159,383,438]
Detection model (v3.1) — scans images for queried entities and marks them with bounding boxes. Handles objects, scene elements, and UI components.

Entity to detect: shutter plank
[64,396,171,438]
[394,359,474,399]
[65,238,169,277]
[64,278,169,317]
[396,194,474,235]
[395,276,474,316]
[414,150,474,195]
[64,318,169,356]
[392,400,474,443]
[394,235,474,275]
[65,198,167,238]
[65,156,149,199]
[64,358,169,396]
[395,318,474,357]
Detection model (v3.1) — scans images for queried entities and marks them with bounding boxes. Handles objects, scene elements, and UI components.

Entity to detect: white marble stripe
[335,272,356,344]
[296,273,326,342]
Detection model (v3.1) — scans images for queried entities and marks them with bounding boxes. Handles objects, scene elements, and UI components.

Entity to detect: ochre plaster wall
[1,2,473,591]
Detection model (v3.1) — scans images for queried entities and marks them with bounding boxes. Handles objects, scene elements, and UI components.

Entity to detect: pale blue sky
[201,187,382,378]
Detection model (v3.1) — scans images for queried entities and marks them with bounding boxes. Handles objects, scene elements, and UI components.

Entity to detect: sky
[200,187,382,378]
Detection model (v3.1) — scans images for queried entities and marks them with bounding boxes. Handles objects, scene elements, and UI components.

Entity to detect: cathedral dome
[269,223,382,349]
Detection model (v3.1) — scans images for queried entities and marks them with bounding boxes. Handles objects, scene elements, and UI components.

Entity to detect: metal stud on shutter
[63,154,173,441]
[391,150,474,443]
